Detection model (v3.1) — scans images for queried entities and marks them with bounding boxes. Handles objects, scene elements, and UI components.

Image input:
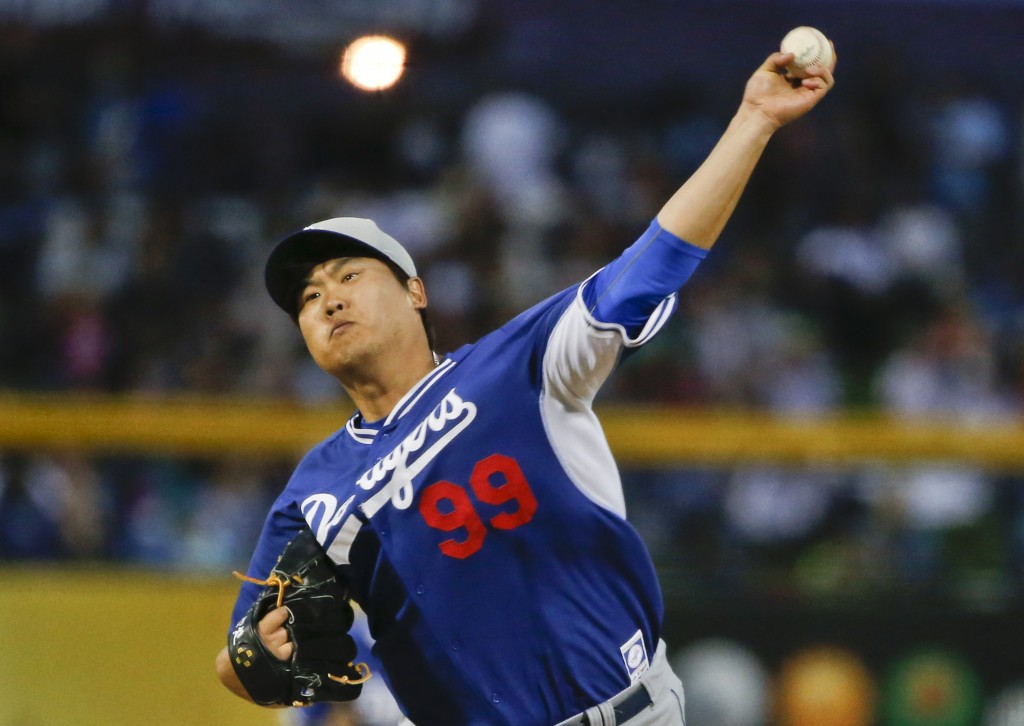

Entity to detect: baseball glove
[228,526,370,706]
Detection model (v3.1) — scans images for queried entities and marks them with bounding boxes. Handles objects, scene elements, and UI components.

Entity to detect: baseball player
[216,49,835,725]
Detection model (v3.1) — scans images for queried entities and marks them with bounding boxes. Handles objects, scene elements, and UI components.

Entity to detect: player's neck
[340,348,438,423]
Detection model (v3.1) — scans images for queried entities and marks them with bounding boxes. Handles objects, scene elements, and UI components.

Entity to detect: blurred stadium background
[2,0,1024,724]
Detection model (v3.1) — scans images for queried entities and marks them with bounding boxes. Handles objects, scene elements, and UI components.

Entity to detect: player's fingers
[801,76,828,92]
[764,51,793,74]
[260,628,292,661]
[262,623,289,645]
[277,641,294,661]
[801,63,835,88]
[258,605,291,635]
[257,607,295,660]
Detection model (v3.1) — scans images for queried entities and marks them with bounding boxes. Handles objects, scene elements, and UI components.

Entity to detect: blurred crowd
[0,20,1021,409]
[0,9,1023,714]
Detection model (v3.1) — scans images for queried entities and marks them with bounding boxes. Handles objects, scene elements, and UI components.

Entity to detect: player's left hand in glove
[227,526,370,707]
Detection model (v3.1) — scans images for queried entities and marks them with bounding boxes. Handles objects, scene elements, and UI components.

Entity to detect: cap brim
[264,230,391,317]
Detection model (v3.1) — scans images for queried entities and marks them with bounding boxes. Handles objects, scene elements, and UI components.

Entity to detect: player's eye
[342,272,358,282]
[300,290,320,307]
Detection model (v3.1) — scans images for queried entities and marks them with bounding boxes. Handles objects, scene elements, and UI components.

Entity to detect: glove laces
[233,570,303,608]
[328,662,372,685]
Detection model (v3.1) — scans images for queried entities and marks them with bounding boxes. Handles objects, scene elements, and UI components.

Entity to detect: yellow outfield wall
[1,567,278,726]
[3,392,1024,467]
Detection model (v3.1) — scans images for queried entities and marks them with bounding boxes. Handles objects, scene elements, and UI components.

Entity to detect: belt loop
[581,701,615,726]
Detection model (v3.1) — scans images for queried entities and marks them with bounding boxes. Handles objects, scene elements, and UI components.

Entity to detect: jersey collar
[343,357,457,444]
[345,416,380,444]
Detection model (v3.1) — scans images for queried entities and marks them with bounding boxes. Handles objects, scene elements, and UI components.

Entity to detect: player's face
[296,257,428,378]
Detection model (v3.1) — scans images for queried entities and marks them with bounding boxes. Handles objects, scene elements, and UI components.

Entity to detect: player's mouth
[330,321,353,338]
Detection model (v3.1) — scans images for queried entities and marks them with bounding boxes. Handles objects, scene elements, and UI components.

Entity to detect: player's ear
[406,277,428,311]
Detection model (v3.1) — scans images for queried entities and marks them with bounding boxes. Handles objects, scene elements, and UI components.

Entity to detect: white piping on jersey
[345,418,378,444]
[538,286,675,517]
[580,269,678,348]
[344,357,457,444]
[385,357,457,426]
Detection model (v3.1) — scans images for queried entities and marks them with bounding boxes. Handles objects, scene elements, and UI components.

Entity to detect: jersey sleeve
[229,495,307,625]
[582,218,707,340]
[543,219,707,403]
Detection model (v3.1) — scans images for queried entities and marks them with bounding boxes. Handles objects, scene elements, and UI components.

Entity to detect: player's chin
[311,348,354,379]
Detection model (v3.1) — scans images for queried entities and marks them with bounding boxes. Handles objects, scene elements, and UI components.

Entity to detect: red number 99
[470,454,537,530]
[418,455,538,559]
[418,481,487,559]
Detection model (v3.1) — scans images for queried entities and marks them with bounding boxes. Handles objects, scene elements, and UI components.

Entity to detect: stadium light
[340,35,407,92]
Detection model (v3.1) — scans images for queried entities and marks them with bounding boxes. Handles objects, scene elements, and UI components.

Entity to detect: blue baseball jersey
[232,219,707,725]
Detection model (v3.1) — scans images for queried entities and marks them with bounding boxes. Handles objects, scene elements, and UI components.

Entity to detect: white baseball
[780,26,833,78]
